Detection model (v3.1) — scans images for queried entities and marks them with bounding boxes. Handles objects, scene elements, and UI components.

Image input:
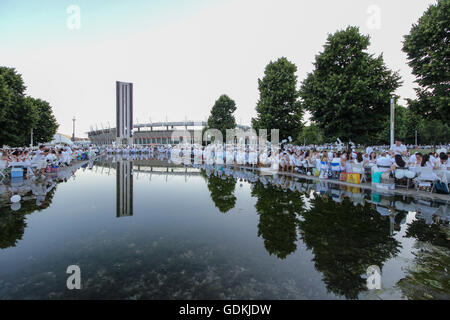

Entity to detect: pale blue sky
[0,0,437,137]
[0,0,219,46]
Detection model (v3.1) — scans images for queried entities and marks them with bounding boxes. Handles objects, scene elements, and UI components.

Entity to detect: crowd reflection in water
[1,154,449,299]
[0,159,98,249]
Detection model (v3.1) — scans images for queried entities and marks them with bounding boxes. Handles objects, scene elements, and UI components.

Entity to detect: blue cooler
[11,167,24,178]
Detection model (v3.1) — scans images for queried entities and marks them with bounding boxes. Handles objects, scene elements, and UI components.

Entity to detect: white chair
[0,160,8,182]
[351,163,367,183]
[414,167,439,192]
[330,161,341,179]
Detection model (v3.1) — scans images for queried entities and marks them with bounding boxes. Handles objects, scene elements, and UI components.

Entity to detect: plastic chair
[414,167,439,193]
[0,160,8,182]
[330,162,341,179]
[351,163,367,183]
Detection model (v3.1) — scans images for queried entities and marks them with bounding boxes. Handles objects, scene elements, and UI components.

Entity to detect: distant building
[87,121,251,145]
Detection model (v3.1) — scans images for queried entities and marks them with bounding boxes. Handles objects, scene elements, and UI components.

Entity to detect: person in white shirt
[376,152,395,171]
[390,140,407,168]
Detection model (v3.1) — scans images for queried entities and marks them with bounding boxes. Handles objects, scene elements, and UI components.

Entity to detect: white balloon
[11,195,21,203]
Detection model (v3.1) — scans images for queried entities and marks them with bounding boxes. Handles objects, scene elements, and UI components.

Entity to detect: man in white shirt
[376,152,395,170]
[390,140,407,168]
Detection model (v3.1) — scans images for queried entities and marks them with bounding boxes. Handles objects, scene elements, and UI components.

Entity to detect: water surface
[0,156,449,300]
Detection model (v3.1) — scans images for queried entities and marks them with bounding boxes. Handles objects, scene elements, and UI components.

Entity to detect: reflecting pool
[0,156,449,300]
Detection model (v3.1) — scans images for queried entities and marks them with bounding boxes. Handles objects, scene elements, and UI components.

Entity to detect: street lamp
[390,98,395,147]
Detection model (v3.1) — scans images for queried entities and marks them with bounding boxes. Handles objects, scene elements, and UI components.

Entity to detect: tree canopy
[0,67,59,147]
[252,57,303,141]
[206,94,237,141]
[403,0,450,123]
[299,26,402,144]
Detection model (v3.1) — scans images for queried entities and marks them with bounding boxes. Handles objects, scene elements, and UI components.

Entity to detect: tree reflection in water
[0,187,57,249]
[201,169,237,214]
[297,194,401,299]
[251,181,304,260]
[396,217,450,299]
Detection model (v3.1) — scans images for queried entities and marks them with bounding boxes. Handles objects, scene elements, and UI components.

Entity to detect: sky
[0,0,437,137]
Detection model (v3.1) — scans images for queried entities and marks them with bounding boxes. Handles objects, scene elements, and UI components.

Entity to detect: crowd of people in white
[101,140,450,193]
[0,145,99,179]
[1,140,449,193]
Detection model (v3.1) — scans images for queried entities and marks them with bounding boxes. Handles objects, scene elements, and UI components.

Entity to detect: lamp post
[390,98,395,147]
[72,116,76,142]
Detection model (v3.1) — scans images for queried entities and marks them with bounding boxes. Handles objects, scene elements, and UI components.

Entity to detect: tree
[26,97,59,145]
[0,67,59,147]
[300,26,402,145]
[297,123,324,145]
[0,66,34,147]
[206,95,237,141]
[403,0,450,123]
[376,105,412,144]
[252,57,303,141]
[418,118,450,148]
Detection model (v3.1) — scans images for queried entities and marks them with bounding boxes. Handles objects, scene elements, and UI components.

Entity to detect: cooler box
[11,167,24,178]
[346,173,361,184]
[372,172,382,183]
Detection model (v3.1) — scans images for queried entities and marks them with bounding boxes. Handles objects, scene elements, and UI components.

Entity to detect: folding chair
[0,160,8,183]
[330,162,341,179]
[414,167,438,193]
[351,163,367,183]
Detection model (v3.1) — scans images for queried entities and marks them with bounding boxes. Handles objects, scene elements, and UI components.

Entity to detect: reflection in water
[298,196,401,299]
[396,243,450,299]
[0,179,58,250]
[201,168,236,214]
[0,156,449,300]
[116,160,133,218]
[251,181,304,259]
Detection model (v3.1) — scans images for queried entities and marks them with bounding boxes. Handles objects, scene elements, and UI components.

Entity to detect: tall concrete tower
[116,81,134,145]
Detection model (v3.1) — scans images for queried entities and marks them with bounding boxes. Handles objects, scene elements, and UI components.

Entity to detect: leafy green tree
[297,123,324,145]
[206,95,237,141]
[403,0,450,123]
[376,105,412,144]
[0,67,58,147]
[27,97,59,145]
[252,57,303,141]
[418,118,450,148]
[0,67,35,147]
[300,26,401,144]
